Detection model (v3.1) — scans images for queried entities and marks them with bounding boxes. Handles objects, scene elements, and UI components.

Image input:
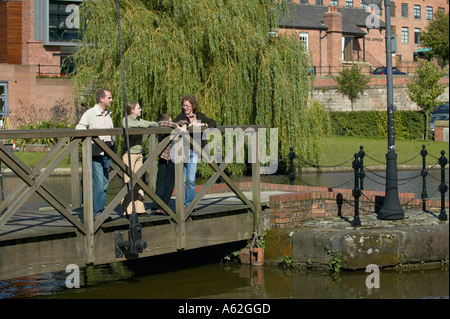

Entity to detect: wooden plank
[0,141,86,234]
[0,126,265,140]
[6,2,22,64]
[148,134,157,193]
[71,146,81,209]
[175,136,185,250]
[0,3,8,64]
[82,137,94,264]
[252,131,262,235]
[94,136,178,223]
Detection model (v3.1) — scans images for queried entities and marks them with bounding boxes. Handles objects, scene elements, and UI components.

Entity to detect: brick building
[280,0,449,74]
[0,0,81,129]
[0,0,448,128]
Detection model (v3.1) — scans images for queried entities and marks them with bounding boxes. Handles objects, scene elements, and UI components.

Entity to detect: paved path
[296,208,448,230]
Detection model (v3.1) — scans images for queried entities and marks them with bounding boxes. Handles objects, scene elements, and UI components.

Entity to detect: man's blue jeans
[92,155,110,217]
[183,150,198,207]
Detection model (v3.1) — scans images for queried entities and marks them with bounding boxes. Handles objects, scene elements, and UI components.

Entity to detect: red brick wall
[0,64,73,128]
[324,7,344,74]
[287,0,449,68]
[434,121,449,142]
[194,182,448,229]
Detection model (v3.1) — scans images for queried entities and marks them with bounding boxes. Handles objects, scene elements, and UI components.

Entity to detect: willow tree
[72,0,330,172]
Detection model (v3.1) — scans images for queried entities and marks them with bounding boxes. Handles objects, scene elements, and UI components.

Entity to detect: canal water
[0,169,448,299]
[0,250,448,299]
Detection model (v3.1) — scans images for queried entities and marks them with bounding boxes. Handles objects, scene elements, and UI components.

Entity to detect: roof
[278,4,386,36]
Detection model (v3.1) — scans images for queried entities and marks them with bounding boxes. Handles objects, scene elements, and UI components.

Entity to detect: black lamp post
[363,0,404,220]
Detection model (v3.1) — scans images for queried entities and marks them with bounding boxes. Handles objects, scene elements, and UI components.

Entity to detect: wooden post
[71,146,81,209]
[148,134,157,193]
[252,130,261,235]
[82,137,95,264]
[174,136,185,250]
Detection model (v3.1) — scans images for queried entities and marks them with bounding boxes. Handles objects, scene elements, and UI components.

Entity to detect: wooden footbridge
[0,126,280,281]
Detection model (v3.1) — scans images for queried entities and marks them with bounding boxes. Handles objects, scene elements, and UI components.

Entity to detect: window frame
[414,5,421,20]
[414,28,421,44]
[401,27,409,44]
[34,0,83,46]
[426,6,433,20]
[401,3,408,18]
[299,32,309,51]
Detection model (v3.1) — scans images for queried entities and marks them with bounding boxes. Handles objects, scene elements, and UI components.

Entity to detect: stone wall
[195,182,448,230]
[313,76,449,112]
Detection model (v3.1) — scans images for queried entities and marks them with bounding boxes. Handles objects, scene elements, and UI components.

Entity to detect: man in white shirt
[76,88,115,220]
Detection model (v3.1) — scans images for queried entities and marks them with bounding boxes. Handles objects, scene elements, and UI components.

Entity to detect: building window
[360,1,367,9]
[345,0,353,7]
[414,5,421,19]
[426,7,433,20]
[414,28,421,44]
[401,27,408,43]
[48,1,82,43]
[316,0,323,5]
[401,3,408,18]
[300,32,309,51]
[300,0,308,4]
[34,0,82,46]
[331,0,338,6]
[391,2,396,17]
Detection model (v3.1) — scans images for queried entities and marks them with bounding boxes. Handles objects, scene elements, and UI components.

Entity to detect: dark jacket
[174,111,217,150]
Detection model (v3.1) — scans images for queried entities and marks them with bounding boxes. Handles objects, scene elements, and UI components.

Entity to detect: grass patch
[1,151,73,169]
[313,136,447,168]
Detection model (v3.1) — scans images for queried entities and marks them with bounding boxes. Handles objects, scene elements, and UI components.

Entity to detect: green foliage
[72,0,331,176]
[407,59,448,139]
[419,10,449,68]
[334,65,370,111]
[330,110,426,140]
[280,255,297,268]
[325,247,342,273]
[16,120,75,148]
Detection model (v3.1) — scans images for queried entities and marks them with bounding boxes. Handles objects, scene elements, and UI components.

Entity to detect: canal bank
[264,209,449,270]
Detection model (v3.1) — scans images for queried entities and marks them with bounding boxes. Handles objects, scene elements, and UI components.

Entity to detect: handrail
[0,125,265,257]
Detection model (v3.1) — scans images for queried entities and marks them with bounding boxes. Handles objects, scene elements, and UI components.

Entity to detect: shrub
[330,110,426,140]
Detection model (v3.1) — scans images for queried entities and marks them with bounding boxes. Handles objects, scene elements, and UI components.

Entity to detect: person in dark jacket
[174,95,217,208]
[151,114,188,214]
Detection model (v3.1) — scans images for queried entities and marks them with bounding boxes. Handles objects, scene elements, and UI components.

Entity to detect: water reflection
[1,260,448,299]
[0,169,448,299]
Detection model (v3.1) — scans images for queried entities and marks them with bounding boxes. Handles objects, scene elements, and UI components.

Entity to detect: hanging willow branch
[71,0,331,172]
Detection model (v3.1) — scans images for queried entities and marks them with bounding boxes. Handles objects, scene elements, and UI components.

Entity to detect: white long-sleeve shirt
[76,104,114,156]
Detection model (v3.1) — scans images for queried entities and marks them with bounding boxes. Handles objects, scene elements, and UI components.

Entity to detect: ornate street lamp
[362,0,404,220]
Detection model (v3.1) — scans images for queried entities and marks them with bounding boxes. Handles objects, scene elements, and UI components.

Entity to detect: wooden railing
[0,126,263,260]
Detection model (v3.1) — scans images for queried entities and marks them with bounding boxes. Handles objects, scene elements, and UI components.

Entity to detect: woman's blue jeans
[92,155,110,217]
[183,150,198,207]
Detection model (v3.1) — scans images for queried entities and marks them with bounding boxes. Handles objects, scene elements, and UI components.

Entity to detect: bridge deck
[0,126,273,280]
[0,191,286,242]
